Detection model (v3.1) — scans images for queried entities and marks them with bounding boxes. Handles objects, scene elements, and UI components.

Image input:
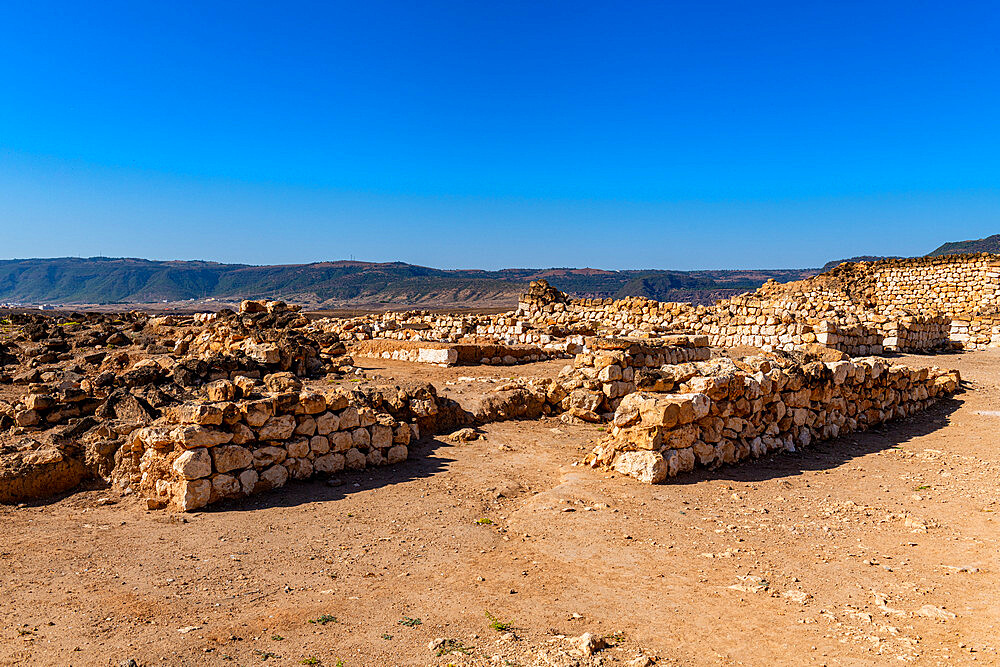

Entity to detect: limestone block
[393,424,412,445]
[175,478,211,511]
[329,431,354,453]
[258,414,296,441]
[367,448,385,467]
[416,347,458,365]
[172,448,212,480]
[286,438,310,458]
[238,469,258,495]
[612,450,666,483]
[242,399,274,427]
[309,435,330,456]
[351,427,371,448]
[664,447,696,477]
[172,404,224,426]
[211,473,241,500]
[314,453,345,474]
[253,445,287,468]
[258,463,289,490]
[172,425,233,449]
[387,444,408,464]
[205,380,237,402]
[315,411,340,435]
[285,457,313,480]
[231,423,255,445]
[212,445,253,473]
[294,415,317,437]
[370,424,393,449]
[298,392,327,414]
[338,407,360,430]
[264,372,302,393]
[345,447,366,470]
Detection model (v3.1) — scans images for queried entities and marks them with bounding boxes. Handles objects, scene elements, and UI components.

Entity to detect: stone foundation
[125,388,415,511]
[587,357,962,482]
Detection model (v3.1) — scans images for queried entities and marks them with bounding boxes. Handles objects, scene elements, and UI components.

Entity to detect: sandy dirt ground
[1,351,998,666]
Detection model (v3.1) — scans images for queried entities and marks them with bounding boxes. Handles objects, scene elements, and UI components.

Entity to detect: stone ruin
[2,253,991,509]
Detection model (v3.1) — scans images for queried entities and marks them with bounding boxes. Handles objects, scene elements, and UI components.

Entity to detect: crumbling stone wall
[125,382,415,511]
[587,357,962,483]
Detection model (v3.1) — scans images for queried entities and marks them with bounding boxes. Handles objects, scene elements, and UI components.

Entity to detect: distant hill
[927,234,1000,256]
[821,255,897,270]
[0,257,819,308]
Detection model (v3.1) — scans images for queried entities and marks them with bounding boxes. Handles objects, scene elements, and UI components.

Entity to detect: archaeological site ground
[1,254,998,666]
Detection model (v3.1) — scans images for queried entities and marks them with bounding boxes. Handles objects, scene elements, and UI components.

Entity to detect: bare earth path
[1,351,998,666]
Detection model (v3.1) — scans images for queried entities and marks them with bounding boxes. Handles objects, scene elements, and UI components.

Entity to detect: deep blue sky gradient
[1,1,998,269]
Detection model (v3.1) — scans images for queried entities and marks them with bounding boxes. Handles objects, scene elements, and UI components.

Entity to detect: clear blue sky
[1,1,998,269]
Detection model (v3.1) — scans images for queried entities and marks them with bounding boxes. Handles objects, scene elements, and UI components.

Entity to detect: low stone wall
[125,388,415,511]
[349,339,560,366]
[951,312,1000,350]
[564,336,711,411]
[587,357,962,483]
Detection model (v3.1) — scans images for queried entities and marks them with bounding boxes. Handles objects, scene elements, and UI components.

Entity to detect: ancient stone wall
[514,254,1000,353]
[827,254,1000,316]
[349,339,559,366]
[125,386,415,511]
[588,357,962,483]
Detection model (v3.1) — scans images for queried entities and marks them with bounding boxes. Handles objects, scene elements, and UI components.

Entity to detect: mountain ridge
[927,234,1000,256]
[0,257,818,308]
[7,236,997,308]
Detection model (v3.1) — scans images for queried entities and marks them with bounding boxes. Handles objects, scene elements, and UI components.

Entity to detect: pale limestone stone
[242,399,274,427]
[386,444,408,464]
[286,437,310,458]
[338,407,360,430]
[612,451,666,483]
[309,435,330,456]
[357,407,377,428]
[238,469,258,495]
[253,445,287,468]
[345,447,366,470]
[294,415,317,437]
[258,464,288,490]
[171,403,224,426]
[258,414,296,440]
[211,445,253,474]
[366,448,385,467]
[370,424,392,449]
[211,473,241,500]
[315,411,340,435]
[298,392,327,414]
[230,422,255,445]
[393,424,411,445]
[172,425,233,449]
[314,452,345,474]
[175,478,211,511]
[351,427,371,448]
[285,457,313,480]
[172,448,212,480]
[329,431,353,453]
